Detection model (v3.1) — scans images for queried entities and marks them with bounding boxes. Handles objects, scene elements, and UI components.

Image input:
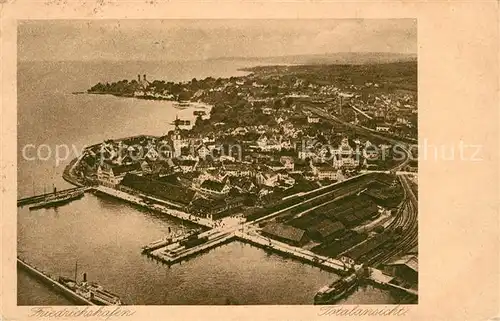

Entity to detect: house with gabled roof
[383,255,418,286]
[199,178,231,197]
[223,162,255,177]
[97,162,141,188]
[256,169,280,187]
[311,163,338,181]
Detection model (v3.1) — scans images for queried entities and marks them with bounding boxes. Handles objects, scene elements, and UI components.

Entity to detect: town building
[262,107,273,115]
[190,196,245,220]
[261,223,309,247]
[256,169,280,187]
[306,220,346,242]
[266,161,286,172]
[223,162,254,177]
[280,156,295,170]
[199,179,231,197]
[119,173,195,209]
[376,124,391,132]
[307,115,320,123]
[174,159,198,173]
[312,163,338,181]
[97,162,141,188]
[256,134,282,152]
[195,143,211,160]
[383,255,418,286]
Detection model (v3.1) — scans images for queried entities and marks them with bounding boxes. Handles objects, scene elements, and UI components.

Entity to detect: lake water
[17,60,398,305]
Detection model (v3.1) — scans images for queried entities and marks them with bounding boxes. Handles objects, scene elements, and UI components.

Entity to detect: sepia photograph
[15,19,419,306]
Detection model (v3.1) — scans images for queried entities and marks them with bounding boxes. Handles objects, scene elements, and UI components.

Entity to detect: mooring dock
[141,229,203,253]
[145,231,236,264]
[17,257,95,306]
[144,225,350,274]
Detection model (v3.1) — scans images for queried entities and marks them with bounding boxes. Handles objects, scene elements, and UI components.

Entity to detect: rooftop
[262,223,306,243]
[111,162,141,176]
[120,173,195,205]
[342,233,391,261]
[313,220,346,238]
[386,255,418,273]
[200,179,228,192]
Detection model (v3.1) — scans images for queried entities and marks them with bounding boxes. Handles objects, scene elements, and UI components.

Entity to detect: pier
[145,231,236,264]
[143,220,349,274]
[141,229,203,253]
[17,257,95,306]
[17,186,90,207]
[235,230,349,274]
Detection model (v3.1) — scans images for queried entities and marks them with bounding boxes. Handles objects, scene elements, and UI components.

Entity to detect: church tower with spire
[172,116,183,158]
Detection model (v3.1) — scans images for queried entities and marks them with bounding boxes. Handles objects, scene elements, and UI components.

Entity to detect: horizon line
[18,51,417,63]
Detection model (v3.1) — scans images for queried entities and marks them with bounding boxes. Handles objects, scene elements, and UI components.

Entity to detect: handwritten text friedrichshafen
[29,307,136,320]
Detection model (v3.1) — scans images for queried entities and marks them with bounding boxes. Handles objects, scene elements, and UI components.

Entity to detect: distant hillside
[210,52,417,65]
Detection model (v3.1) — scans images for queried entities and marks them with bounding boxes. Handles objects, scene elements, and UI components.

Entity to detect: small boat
[170,116,191,127]
[314,273,358,305]
[193,110,206,116]
[173,101,191,109]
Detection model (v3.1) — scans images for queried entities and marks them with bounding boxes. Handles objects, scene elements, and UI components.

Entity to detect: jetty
[234,230,349,274]
[146,231,235,265]
[141,229,202,253]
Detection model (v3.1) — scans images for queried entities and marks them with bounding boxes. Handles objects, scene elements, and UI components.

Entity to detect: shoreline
[62,158,84,187]
[84,92,214,112]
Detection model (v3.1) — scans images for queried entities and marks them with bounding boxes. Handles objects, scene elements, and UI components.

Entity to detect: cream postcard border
[1,1,499,321]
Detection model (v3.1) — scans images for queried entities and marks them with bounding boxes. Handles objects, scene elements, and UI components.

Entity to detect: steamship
[29,190,85,210]
[58,262,122,306]
[314,273,358,305]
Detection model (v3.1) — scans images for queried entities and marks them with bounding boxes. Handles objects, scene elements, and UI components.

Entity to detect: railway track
[372,202,417,266]
[386,199,409,230]
[366,176,418,267]
[261,174,377,223]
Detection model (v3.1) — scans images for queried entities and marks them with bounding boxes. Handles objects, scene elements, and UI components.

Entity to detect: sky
[18,19,417,62]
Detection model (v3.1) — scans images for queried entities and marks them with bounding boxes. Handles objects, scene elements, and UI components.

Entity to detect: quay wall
[62,157,85,187]
[92,185,211,228]
[234,232,349,275]
[17,258,95,306]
